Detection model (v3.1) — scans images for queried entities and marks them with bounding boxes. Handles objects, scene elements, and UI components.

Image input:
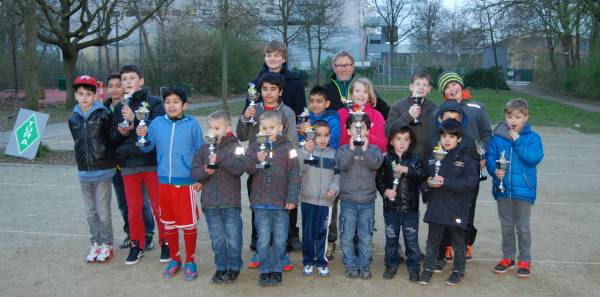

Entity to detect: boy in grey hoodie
[299,120,340,277]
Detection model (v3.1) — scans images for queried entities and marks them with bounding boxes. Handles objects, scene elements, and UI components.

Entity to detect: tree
[36,0,168,108]
[20,0,40,110]
[412,0,442,66]
[255,0,303,47]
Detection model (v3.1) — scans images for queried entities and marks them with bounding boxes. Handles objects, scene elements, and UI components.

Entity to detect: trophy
[495,150,510,193]
[303,126,317,165]
[205,131,218,169]
[118,93,132,128]
[351,107,365,147]
[256,128,271,169]
[475,140,488,181]
[135,102,150,147]
[247,83,258,125]
[390,160,402,201]
[431,145,447,185]
[410,96,424,126]
[298,108,310,147]
[342,96,353,109]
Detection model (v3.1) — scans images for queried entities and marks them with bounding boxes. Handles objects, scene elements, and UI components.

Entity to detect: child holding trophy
[486,98,543,278]
[243,111,300,287]
[136,87,204,280]
[418,119,478,286]
[192,111,246,284]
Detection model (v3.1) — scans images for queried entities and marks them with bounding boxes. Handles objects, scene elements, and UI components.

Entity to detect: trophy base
[410,121,422,127]
[256,163,270,169]
[136,141,147,147]
[207,164,218,169]
[353,140,365,146]
[118,122,130,129]
[304,158,317,165]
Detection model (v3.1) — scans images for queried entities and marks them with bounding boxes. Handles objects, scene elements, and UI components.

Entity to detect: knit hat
[438,72,463,97]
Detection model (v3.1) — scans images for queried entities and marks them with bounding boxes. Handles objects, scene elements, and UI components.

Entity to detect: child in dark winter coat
[418,119,478,286]
[376,125,426,282]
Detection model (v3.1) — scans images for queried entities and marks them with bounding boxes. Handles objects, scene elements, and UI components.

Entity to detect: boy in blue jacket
[486,98,543,278]
[137,87,204,281]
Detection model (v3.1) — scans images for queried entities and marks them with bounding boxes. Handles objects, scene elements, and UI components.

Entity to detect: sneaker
[433,259,446,273]
[360,268,372,279]
[493,258,515,274]
[159,241,170,263]
[125,241,144,265]
[224,270,239,283]
[517,261,531,278]
[317,266,330,277]
[466,245,473,262]
[270,272,283,286]
[96,244,113,263]
[86,243,100,263]
[184,262,198,281]
[382,266,398,279]
[444,246,454,263]
[257,273,271,287]
[326,242,336,261]
[445,270,464,285]
[345,267,359,279]
[409,269,420,282]
[212,270,226,284]
[418,269,434,285]
[303,265,314,276]
[163,260,182,278]
[282,254,293,271]
[145,234,155,251]
[248,253,260,269]
[119,236,131,249]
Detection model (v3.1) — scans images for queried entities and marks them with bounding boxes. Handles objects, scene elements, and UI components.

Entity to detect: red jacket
[338,104,388,152]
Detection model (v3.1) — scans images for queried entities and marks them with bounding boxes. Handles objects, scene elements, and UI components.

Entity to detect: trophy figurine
[431,145,447,185]
[247,83,258,125]
[135,102,150,147]
[206,132,218,169]
[304,126,317,165]
[351,107,365,147]
[256,128,271,169]
[410,96,424,126]
[495,150,510,193]
[118,93,132,128]
[476,140,488,181]
[390,160,402,201]
[342,96,353,109]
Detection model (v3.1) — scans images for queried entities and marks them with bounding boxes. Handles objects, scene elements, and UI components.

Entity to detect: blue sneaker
[163,260,182,278]
[184,261,198,281]
[283,253,293,271]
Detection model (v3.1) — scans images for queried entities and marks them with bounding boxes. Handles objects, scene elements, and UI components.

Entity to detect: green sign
[15,113,40,154]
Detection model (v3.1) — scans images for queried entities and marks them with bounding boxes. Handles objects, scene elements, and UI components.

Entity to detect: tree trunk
[62,49,78,108]
[9,21,19,102]
[316,29,322,85]
[388,42,394,85]
[306,26,314,73]
[220,0,230,111]
[23,0,39,110]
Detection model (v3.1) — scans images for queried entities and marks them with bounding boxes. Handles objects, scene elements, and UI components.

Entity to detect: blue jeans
[254,208,289,273]
[113,170,155,236]
[204,207,244,271]
[383,210,420,271]
[339,200,375,271]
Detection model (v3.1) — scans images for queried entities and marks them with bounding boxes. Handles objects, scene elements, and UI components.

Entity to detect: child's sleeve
[217,143,246,177]
[368,112,388,151]
[328,115,341,150]
[109,104,128,145]
[476,104,492,148]
[236,115,250,142]
[338,109,350,147]
[285,111,299,148]
[328,170,341,195]
[443,155,478,194]
[191,147,209,183]
[485,137,499,178]
[513,133,544,167]
[406,156,427,185]
[192,121,205,151]
[243,144,259,176]
[298,149,308,174]
[335,146,355,172]
[375,158,390,196]
[286,147,301,205]
[364,146,384,171]
[384,103,413,136]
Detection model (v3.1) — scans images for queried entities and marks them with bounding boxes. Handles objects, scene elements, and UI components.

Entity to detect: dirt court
[0,126,599,297]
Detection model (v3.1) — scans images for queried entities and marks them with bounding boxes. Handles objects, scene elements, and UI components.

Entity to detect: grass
[0,103,72,131]
[187,100,245,116]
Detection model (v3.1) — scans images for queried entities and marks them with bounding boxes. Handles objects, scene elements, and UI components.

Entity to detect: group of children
[69,49,544,287]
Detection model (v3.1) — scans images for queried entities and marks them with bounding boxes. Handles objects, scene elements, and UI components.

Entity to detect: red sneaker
[444,246,454,263]
[466,245,473,262]
[493,258,515,274]
[517,261,530,278]
[247,253,260,269]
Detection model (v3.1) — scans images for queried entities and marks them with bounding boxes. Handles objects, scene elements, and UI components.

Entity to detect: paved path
[509,83,600,113]
[0,127,599,296]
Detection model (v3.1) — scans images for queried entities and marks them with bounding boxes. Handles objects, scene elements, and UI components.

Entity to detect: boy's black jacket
[110,88,165,168]
[68,108,115,171]
[376,151,426,213]
[423,144,478,230]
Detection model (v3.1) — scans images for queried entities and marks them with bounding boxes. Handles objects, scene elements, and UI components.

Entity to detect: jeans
[254,208,289,273]
[112,169,155,236]
[204,207,244,271]
[339,200,375,271]
[424,223,466,273]
[383,210,420,271]
[80,178,113,245]
[497,198,532,262]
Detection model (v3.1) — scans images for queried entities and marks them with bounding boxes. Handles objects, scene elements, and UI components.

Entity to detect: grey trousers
[80,178,113,245]
[497,198,532,262]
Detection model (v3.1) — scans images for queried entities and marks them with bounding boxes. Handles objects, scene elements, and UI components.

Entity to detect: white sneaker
[86,243,100,263]
[303,265,314,276]
[96,244,113,263]
[318,266,330,277]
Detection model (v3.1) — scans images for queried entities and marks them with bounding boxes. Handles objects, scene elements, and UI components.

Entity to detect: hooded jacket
[69,101,115,173]
[299,147,340,207]
[376,150,427,213]
[338,103,388,152]
[486,122,544,204]
[335,144,384,204]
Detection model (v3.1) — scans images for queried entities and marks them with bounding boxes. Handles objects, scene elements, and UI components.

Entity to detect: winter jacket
[423,144,478,230]
[385,96,437,160]
[338,103,388,152]
[335,144,384,204]
[309,110,341,149]
[69,101,115,172]
[486,122,544,204]
[237,102,298,148]
[244,63,307,116]
[372,97,390,120]
[376,151,427,213]
[141,114,204,185]
[110,88,166,168]
[192,134,245,209]
[244,136,301,208]
[299,147,340,207]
